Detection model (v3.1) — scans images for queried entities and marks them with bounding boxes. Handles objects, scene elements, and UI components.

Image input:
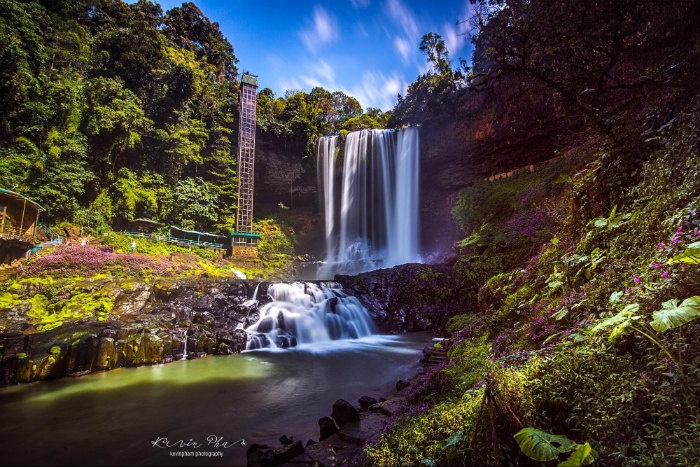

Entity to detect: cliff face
[0,270,454,386]
[0,277,254,386]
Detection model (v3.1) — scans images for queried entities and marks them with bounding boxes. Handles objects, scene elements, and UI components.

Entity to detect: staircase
[423,342,448,368]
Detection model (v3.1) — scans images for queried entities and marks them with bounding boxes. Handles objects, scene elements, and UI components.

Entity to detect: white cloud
[350,70,407,111]
[382,0,420,67]
[299,6,339,53]
[393,36,412,64]
[383,0,418,39]
[443,22,462,58]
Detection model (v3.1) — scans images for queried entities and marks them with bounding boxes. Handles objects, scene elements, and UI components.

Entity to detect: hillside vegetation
[358,1,700,466]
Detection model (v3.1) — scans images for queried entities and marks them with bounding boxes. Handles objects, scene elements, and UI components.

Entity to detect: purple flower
[633,273,641,283]
[661,270,669,278]
[652,262,660,269]
[657,242,665,248]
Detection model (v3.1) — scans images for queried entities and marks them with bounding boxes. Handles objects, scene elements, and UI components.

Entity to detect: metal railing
[125,232,226,250]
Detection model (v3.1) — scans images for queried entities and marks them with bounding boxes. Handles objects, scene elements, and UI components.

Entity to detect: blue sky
[144,0,475,111]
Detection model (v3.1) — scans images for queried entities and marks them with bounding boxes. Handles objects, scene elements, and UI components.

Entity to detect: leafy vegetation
[0,0,389,237]
[360,1,700,466]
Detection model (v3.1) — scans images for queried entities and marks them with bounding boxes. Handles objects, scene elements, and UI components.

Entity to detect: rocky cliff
[0,270,450,386]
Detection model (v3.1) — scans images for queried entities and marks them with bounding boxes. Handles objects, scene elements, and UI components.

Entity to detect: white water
[316,127,421,278]
[244,282,376,350]
[181,330,188,360]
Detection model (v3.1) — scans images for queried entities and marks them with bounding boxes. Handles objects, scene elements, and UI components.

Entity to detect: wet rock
[331,399,360,427]
[396,379,411,391]
[94,337,115,371]
[318,416,339,440]
[246,440,304,467]
[358,395,378,410]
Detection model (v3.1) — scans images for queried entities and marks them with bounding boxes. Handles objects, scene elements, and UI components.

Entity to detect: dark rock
[358,395,378,410]
[246,440,304,467]
[279,435,293,446]
[318,416,339,440]
[257,317,274,333]
[396,379,411,391]
[331,399,360,427]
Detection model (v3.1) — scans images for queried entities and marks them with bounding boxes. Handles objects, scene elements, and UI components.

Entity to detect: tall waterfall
[245,282,376,350]
[316,127,421,278]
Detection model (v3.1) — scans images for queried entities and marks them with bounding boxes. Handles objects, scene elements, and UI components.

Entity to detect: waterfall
[244,281,376,350]
[181,330,188,360]
[316,127,421,278]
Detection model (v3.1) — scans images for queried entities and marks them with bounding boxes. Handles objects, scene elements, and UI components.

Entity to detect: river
[0,332,432,466]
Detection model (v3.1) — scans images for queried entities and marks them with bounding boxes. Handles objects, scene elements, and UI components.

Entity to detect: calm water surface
[0,332,432,466]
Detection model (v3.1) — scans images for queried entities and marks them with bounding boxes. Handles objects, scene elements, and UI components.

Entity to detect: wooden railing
[0,225,36,242]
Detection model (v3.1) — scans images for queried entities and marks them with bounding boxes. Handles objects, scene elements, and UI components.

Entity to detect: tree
[466,0,700,135]
[168,176,219,231]
[419,32,451,75]
[163,2,238,82]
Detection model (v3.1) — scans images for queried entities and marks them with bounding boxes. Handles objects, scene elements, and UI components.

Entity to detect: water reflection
[0,333,431,466]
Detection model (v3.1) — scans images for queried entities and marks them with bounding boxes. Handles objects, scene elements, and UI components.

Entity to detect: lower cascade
[244,281,376,350]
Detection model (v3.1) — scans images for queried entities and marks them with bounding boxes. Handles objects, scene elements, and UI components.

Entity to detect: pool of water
[0,332,432,466]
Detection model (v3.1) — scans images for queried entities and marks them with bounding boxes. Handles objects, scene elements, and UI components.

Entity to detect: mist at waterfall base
[315,127,422,279]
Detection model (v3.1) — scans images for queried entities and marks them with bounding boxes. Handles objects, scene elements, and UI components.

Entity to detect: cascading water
[244,281,376,350]
[316,127,421,278]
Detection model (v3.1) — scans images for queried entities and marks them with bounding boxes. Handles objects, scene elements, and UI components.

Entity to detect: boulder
[331,399,359,427]
[318,416,339,440]
[358,395,378,410]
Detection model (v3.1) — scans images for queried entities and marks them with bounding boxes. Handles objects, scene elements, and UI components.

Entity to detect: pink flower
[625,288,631,294]
[652,262,660,269]
[661,270,669,278]
[657,242,665,248]
[633,274,641,283]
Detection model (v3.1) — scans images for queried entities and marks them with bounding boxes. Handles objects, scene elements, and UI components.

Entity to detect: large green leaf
[669,242,700,264]
[558,442,597,466]
[649,296,700,332]
[590,303,639,333]
[514,427,576,462]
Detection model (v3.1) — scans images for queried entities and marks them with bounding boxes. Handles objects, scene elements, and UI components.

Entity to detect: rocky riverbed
[0,262,464,386]
[246,343,445,467]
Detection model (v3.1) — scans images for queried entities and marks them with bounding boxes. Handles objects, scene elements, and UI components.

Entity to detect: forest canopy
[0,0,389,235]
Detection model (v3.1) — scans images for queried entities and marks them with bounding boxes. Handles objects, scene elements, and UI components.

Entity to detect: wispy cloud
[393,37,412,63]
[383,0,418,38]
[351,0,371,9]
[350,70,407,111]
[382,0,419,65]
[299,6,339,53]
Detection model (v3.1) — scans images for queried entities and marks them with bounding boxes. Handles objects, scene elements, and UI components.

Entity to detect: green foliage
[649,296,700,333]
[590,205,631,231]
[669,241,700,264]
[513,427,576,462]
